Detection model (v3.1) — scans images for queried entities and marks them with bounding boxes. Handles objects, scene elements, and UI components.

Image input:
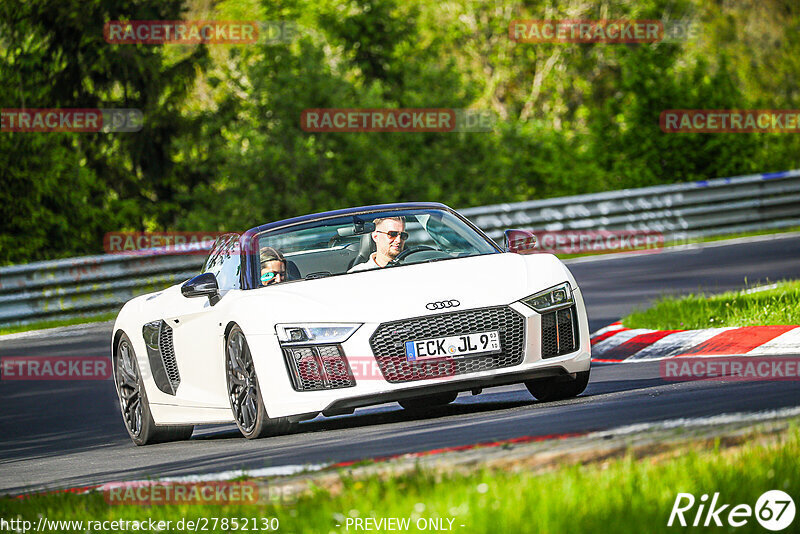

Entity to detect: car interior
[284,234,375,279]
[256,212,486,283]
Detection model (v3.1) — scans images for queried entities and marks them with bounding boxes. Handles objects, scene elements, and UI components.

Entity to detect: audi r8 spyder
[111,203,591,445]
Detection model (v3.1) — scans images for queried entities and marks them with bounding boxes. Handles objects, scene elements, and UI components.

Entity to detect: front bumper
[319,364,578,418]
[250,290,591,419]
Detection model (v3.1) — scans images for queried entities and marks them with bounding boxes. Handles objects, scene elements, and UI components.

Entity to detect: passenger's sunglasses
[376,230,409,241]
[260,270,286,284]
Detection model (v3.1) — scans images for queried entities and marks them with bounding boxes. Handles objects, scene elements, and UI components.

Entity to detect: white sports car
[112,203,591,445]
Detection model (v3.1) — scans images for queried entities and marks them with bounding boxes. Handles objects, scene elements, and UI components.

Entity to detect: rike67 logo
[668,490,796,530]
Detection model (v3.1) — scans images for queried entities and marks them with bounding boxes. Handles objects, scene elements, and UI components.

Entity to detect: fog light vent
[541,305,578,358]
[282,344,356,391]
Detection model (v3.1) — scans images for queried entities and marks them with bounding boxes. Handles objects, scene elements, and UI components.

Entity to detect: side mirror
[504,229,537,254]
[181,273,220,306]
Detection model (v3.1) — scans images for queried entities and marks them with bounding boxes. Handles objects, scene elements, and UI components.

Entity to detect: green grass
[668,225,800,247]
[624,280,800,330]
[2,428,798,533]
[0,312,117,336]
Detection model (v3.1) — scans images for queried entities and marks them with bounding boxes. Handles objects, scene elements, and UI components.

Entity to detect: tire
[525,370,590,402]
[226,325,292,439]
[399,391,458,411]
[114,333,194,446]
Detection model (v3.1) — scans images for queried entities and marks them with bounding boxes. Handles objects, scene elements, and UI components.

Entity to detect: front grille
[369,306,525,383]
[283,344,356,391]
[159,323,181,391]
[541,305,578,358]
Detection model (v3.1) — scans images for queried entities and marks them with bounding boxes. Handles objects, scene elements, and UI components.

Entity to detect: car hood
[230,252,576,324]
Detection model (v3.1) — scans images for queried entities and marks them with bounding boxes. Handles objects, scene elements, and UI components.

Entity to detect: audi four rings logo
[426,300,460,310]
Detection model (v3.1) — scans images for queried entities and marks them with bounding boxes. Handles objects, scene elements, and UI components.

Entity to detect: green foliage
[0,0,208,263]
[3,0,800,263]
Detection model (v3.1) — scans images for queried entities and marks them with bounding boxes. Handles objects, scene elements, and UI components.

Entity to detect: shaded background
[2,0,799,264]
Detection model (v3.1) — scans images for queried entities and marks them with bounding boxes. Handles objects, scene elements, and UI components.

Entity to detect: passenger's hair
[373,216,405,228]
[259,246,285,265]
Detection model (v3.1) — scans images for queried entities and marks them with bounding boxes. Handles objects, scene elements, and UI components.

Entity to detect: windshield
[256,208,498,283]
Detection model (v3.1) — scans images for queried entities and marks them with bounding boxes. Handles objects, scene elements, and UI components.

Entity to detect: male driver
[349,216,408,272]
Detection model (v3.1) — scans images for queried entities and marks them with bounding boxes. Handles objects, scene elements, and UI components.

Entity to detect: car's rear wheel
[226,325,292,439]
[525,370,590,402]
[114,333,194,446]
[399,391,458,411]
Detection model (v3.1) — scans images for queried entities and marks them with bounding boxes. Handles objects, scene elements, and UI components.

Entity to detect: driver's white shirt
[348,253,382,272]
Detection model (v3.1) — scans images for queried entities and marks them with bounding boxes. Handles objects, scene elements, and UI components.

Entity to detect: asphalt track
[1,235,799,494]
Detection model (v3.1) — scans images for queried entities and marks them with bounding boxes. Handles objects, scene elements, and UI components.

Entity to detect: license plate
[405,331,501,361]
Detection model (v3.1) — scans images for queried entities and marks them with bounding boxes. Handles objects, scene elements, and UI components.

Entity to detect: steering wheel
[386,245,438,266]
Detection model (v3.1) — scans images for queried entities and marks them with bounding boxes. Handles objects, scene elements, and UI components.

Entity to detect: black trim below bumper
[320,365,577,416]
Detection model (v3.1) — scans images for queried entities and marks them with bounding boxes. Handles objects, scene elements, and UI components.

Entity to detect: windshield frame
[239,203,501,290]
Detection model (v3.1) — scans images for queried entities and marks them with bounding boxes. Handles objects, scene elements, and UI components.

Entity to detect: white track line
[0,321,113,341]
[96,463,330,490]
[591,406,800,437]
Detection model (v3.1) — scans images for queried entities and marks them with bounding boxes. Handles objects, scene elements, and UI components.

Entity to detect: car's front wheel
[525,370,590,402]
[226,325,292,439]
[114,332,194,446]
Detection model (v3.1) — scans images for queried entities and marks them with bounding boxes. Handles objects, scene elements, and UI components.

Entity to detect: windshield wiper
[304,271,332,280]
[423,256,458,264]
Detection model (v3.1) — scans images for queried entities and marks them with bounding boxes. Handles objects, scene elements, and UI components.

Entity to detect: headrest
[285,260,302,280]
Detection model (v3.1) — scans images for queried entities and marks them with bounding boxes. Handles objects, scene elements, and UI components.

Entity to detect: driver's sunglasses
[376,230,409,241]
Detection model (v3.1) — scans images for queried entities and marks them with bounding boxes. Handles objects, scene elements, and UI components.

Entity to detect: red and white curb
[591,322,800,363]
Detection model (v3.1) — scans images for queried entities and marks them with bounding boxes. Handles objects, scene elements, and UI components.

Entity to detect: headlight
[275,323,362,345]
[520,282,574,312]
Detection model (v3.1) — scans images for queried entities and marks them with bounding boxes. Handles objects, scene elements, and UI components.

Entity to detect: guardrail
[0,253,205,326]
[2,169,799,327]
[459,169,800,241]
